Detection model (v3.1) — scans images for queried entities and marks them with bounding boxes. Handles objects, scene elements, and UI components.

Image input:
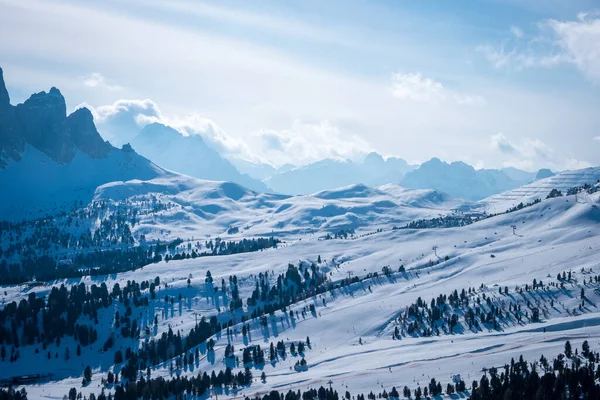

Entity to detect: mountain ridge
[131,122,271,193]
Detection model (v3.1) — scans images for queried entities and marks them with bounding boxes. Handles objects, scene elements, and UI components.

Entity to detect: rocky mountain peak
[67,107,111,159]
[0,67,10,106]
[0,68,25,166]
[15,86,73,163]
[0,67,118,165]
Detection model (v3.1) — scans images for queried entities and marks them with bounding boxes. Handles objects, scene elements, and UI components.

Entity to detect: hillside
[482,167,600,212]
[2,186,600,399]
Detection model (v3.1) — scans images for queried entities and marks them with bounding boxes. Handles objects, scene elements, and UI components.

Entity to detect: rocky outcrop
[15,87,75,163]
[0,66,114,166]
[0,67,25,166]
[67,107,111,159]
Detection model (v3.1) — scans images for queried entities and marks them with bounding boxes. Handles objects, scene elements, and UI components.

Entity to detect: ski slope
[2,189,600,399]
[482,166,600,212]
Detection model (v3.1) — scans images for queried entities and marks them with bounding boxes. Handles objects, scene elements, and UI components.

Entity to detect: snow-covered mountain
[131,122,271,193]
[230,158,280,180]
[0,68,169,219]
[258,155,539,199]
[535,167,556,180]
[264,152,416,195]
[501,166,537,182]
[401,157,530,201]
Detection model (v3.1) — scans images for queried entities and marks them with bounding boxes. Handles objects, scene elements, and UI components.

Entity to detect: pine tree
[565,341,572,357]
[582,340,590,357]
[83,366,92,384]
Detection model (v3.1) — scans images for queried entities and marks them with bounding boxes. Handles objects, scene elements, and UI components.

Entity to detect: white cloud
[490,133,591,171]
[490,133,519,155]
[391,73,445,103]
[510,26,524,38]
[545,13,600,82]
[80,98,257,161]
[479,13,600,82]
[561,158,593,170]
[78,99,161,144]
[82,72,122,91]
[594,136,600,142]
[477,44,520,69]
[2,0,598,169]
[250,120,371,167]
[82,97,369,167]
[490,133,553,159]
[391,73,485,105]
[151,114,253,161]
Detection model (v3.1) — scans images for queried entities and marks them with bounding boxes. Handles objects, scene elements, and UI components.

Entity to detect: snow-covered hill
[3,67,600,400]
[2,188,600,399]
[0,144,168,220]
[482,166,600,211]
[91,179,469,240]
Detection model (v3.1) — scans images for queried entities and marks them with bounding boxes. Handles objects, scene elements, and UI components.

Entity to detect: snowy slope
[91,179,470,240]
[3,191,600,399]
[482,166,600,212]
[0,144,169,220]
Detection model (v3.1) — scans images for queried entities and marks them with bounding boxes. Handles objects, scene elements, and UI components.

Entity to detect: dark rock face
[67,107,111,159]
[15,87,75,163]
[0,68,25,166]
[0,67,113,166]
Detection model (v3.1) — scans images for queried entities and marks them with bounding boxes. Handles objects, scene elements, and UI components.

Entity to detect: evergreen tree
[564,340,572,357]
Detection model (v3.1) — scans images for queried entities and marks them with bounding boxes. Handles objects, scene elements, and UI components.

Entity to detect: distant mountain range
[400,158,539,201]
[236,155,551,200]
[131,122,270,193]
[257,153,416,195]
[0,65,569,216]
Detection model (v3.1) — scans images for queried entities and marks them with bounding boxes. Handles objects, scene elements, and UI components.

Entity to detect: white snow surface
[482,166,600,211]
[0,144,168,220]
[2,187,600,399]
[91,179,472,240]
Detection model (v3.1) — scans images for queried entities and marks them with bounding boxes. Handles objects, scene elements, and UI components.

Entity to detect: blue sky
[1,0,599,171]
